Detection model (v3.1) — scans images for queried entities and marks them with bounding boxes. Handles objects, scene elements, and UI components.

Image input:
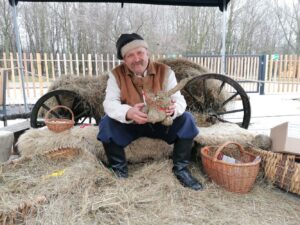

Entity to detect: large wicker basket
[200,141,261,193]
[45,105,74,133]
[247,147,300,195]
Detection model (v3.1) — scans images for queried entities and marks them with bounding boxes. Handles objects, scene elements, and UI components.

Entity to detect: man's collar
[146,60,156,76]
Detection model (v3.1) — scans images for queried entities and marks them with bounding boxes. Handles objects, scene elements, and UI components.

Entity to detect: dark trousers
[97,111,199,147]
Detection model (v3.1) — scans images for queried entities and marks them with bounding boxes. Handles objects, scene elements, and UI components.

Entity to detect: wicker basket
[247,147,300,195]
[44,148,80,160]
[45,105,74,133]
[200,141,261,193]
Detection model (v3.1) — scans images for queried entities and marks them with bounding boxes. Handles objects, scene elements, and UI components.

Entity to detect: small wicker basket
[45,105,74,133]
[200,141,261,193]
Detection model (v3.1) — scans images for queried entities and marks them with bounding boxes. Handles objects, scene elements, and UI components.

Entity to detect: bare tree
[273,0,300,54]
[1,1,299,55]
[0,0,14,53]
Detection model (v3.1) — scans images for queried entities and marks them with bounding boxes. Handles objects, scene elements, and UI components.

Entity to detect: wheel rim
[183,73,251,129]
[30,90,94,128]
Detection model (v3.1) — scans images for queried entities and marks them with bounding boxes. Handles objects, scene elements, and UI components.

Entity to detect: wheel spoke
[217,108,244,115]
[72,99,82,111]
[216,117,242,127]
[41,103,60,118]
[215,117,233,124]
[218,81,226,95]
[55,95,62,105]
[202,79,208,108]
[184,88,204,111]
[74,110,90,121]
[180,73,250,129]
[221,92,239,107]
[79,116,88,123]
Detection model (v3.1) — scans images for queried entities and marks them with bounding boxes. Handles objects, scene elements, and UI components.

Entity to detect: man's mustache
[132,61,144,66]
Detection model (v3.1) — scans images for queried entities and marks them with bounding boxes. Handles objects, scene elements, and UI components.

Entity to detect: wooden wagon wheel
[30,89,96,128]
[183,73,251,129]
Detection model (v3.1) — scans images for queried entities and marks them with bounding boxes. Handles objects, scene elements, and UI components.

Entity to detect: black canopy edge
[9,0,230,11]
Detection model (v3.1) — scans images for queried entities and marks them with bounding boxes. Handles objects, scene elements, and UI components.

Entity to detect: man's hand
[165,99,176,117]
[126,103,148,124]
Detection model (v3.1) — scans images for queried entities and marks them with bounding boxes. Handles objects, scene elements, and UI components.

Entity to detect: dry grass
[1,151,299,225]
[47,74,108,120]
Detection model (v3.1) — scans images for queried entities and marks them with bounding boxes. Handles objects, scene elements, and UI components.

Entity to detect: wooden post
[57,53,61,77]
[100,54,104,73]
[267,54,273,93]
[75,53,79,76]
[95,54,98,76]
[29,53,36,97]
[283,55,288,92]
[69,53,74,75]
[88,54,92,76]
[297,55,300,92]
[23,53,30,97]
[10,53,16,102]
[289,55,294,92]
[44,53,49,84]
[50,53,55,80]
[0,70,3,105]
[112,54,116,68]
[36,53,44,96]
[2,53,9,98]
[106,54,110,72]
[63,53,67,75]
[278,55,283,93]
[16,53,22,95]
[82,54,85,76]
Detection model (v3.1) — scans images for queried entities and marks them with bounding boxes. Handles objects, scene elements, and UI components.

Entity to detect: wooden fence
[0,52,299,104]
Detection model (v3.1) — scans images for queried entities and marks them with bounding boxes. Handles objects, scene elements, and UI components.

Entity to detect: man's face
[123,47,149,75]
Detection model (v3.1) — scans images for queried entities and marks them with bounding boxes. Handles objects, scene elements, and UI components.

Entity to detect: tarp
[9,0,230,11]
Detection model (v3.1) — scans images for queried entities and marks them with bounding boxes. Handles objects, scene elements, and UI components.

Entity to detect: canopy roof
[9,0,230,11]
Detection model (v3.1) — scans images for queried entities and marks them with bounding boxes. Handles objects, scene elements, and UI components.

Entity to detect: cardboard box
[270,122,300,155]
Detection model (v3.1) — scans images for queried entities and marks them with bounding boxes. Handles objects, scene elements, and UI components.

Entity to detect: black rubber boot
[103,142,128,178]
[172,138,203,191]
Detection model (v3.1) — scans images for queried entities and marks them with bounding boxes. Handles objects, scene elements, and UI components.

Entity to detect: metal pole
[11,0,29,112]
[221,0,227,74]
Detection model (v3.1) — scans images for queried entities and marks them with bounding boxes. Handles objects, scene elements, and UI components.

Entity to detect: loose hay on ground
[1,157,299,225]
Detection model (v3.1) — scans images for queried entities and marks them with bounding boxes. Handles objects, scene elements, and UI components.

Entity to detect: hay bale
[158,58,209,79]
[194,122,255,146]
[125,137,172,163]
[159,58,229,120]
[16,126,173,164]
[17,123,256,165]
[17,126,104,160]
[48,74,108,119]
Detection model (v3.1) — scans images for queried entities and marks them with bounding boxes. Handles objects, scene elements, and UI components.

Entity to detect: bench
[0,120,31,154]
[0,69,32,127]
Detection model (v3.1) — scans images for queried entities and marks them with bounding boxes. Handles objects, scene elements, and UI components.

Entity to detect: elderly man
[97,33,202,191]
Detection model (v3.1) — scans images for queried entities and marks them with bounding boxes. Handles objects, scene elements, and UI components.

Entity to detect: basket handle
[212,141,245,162]
[45,105,74,122]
